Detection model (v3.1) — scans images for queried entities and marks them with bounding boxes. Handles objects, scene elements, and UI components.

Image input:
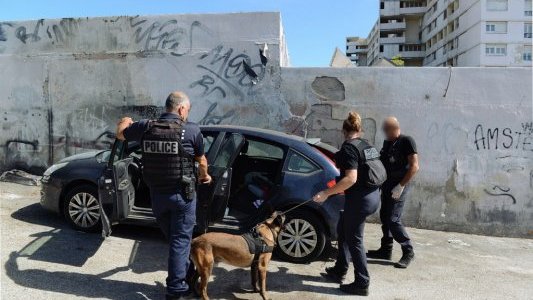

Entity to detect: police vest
[141,119,195,192]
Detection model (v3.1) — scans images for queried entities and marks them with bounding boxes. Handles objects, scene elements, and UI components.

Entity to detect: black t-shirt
[335,139,361,194]
[380,134,417,181]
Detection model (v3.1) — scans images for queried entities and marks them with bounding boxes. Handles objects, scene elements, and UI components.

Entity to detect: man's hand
[116,117,134,141]
[198,174,212,185]
[313,190,329,204]
[391,184,404,200]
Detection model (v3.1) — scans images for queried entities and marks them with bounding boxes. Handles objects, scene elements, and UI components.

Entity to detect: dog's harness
[242,227,276,262]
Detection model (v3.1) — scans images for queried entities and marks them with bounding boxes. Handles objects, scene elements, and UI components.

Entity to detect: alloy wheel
[68,192,100,228]
[278,218,318,258]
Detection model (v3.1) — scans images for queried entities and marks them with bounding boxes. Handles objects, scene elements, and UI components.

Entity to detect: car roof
[199,125,306,144]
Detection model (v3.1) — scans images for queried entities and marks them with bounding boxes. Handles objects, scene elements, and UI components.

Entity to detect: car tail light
[327,179,336,188]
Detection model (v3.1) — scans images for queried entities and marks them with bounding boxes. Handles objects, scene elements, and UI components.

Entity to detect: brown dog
[190,212,285,300]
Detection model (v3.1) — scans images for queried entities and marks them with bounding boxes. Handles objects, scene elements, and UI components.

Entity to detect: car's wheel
[275,209,326,263]
[63,184,101,232]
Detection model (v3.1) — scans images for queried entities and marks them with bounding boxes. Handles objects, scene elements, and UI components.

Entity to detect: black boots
[394,248,415,268]
[340,282,369,296]
[366,247,392,260]
[322,266,346,283]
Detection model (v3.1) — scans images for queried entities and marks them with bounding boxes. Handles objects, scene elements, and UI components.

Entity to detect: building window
[523,46,532,61]
[380,1,385,9]
[525,23,533,38]
[486,44,507,56]
[380,45,384,52]
[487,0,508,11]
[526,0,533,16]
[486,21,507,33]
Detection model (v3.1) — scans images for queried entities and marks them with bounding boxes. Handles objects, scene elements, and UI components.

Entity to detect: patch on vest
[143,140,180,154]
[363,147,380,160]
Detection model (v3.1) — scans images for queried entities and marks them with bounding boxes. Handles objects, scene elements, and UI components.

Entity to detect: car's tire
[275,209,326,264]
[63,184,101,232]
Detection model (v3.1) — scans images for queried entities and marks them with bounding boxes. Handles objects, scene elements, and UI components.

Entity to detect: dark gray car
[40,125,344,263]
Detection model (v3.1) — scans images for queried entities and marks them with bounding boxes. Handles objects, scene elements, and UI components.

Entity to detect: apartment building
[346,0,533,66]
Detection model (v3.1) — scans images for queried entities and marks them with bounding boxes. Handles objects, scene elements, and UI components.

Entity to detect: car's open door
[98,140,136,237]
[196,133,245,234]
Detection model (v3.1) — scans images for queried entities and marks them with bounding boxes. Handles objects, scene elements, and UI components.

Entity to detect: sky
[0,0,378,67]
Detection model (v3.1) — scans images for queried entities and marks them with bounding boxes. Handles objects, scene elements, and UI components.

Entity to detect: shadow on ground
[6,203,343,299]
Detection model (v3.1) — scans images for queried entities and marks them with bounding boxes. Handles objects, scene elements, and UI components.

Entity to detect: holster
[181,175,196,200]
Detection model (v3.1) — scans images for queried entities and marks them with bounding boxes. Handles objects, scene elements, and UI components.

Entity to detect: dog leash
[252,197,315,230]
[278,198,315,216]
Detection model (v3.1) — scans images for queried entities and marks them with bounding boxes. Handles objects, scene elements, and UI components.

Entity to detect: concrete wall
[0,12,289,172]
[280,67,533,238]
[1,13,532,237]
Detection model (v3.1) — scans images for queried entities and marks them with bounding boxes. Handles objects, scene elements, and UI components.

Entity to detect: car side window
[202,132,217,156]
[245,139,284,159]
[286,151,319,174]
[213,133,245,168]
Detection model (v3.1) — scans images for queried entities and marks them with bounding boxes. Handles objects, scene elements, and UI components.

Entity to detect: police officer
[116,91,212,299]
[367,116,419,268]
[313,111,381,296]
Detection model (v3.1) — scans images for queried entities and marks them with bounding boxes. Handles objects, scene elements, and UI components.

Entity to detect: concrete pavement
[1,182,532,300]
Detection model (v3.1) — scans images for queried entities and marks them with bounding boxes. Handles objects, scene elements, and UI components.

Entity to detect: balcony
[380,36,406,44]
[380,21,407,31]
[399,6,427,15]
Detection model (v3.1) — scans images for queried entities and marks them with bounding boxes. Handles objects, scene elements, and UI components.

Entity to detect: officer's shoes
[394,250,414,269]
[321,266,346,284]
[366,247,392,260]
[339,282,369,296]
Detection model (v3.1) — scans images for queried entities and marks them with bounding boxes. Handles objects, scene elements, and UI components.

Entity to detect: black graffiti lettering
[522,136,532,151]
[0,22,13,42]
[501,128,513,149]
[189,75,226,98]
[484,185,516,204]
[487,128,499,150]
[474,123,532,152]
[191,44,266,100]
[515,132,522,149]
[199,102,235,125]
[15,19,43,44]
[130,17,202,56]
[522,122,533,135]
[474,124,485,150]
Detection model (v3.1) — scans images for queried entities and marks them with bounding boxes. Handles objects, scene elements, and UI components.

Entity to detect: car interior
[122,134,287,224]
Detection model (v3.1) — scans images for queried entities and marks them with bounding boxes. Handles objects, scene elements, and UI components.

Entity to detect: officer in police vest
[116,91,211,300]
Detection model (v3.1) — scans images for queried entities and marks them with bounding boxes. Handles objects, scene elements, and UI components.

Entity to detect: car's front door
[196,133,245,234]
[99,139,136,236]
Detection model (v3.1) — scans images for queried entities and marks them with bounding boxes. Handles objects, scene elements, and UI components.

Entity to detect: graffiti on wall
[190,44,266,101]
[10,18,79,45]
[474,122,533,152]
[129,16,208,56]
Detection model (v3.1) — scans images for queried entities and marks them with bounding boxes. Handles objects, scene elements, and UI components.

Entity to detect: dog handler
[313,111,383,296]
[116,91,212,300]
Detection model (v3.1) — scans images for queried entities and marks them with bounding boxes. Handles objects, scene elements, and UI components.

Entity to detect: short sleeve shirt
[380,134,417,180]
[123,112,204,157]
[334,139,361,194]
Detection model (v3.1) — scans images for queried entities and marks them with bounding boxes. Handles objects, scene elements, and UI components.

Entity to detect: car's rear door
[196,132,245,234]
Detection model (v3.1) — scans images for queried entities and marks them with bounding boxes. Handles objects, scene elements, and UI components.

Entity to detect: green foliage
[391,54,405,66]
